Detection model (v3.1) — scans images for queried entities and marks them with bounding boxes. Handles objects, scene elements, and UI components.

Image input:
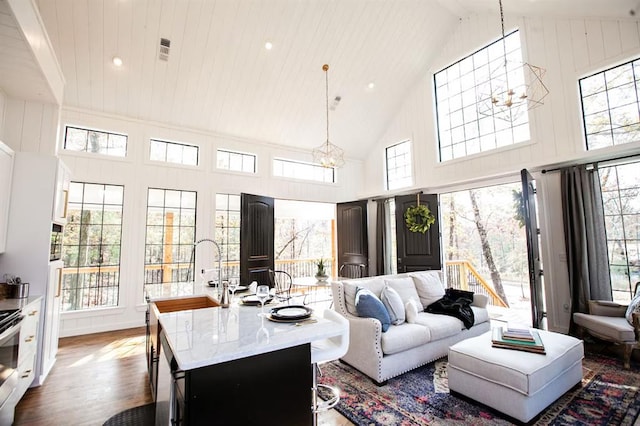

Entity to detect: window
[599,161,640,302]
[144,188,197,284]
[150,139,199,166]
[580,58,640,150]
[61,183,124,311]
[217,149,256,173]
[64,126,127,157]
[215,194,241,279]
[273,158,335,183]
[386,141,412,190]
[434,30,530,161]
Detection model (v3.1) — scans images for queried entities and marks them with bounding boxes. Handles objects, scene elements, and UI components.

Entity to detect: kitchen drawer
[15,352,36,397]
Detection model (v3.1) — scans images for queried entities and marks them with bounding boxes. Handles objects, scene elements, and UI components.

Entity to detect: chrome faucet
[188,238,223,298]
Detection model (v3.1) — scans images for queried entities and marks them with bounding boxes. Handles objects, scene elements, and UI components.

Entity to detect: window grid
[217,149,256,173]
[434,30,530,162]
[61,182,124,311]
[600,162,640,301]
[579,58,640,150]
[64,126,127,157]
[273,158,335,183]
[386,140,412,190]
[215,193,241,279]
[150,139,199,166]
[144,188,197,284]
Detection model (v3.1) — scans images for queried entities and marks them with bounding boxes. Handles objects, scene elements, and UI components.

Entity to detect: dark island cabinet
[157,331,313,425]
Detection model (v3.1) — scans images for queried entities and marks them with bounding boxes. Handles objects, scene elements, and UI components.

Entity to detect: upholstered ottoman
[448,329,584,423]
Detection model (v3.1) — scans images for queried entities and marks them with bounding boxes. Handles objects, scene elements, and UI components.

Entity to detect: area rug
[318,353,640,425]
[103,403,155,426]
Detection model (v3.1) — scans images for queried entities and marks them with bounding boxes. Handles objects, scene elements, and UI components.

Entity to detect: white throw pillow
[405,299,420,324]
[381,286,405,325]
[385,277,422,309]
[410,271,445,309]
[626,293,640,326]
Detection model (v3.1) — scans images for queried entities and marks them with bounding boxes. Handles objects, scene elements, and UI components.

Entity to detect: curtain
[561,165,611,317]
[375,199,386,276]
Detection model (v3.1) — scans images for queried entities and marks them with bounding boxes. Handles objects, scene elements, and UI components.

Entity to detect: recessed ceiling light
[112,56,123,67]
[265,41,273,50]
[368,82,375,89]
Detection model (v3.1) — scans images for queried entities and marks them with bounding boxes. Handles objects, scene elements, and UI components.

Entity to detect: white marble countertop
[0,295,42,311]
[146,282,348,371]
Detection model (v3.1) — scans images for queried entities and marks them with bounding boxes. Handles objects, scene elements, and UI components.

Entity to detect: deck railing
[445,260,508,307]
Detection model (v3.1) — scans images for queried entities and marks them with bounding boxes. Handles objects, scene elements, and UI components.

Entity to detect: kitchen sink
[153,295,220,313]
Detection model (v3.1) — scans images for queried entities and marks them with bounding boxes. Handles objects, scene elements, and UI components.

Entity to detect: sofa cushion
[471,306,490,325]
[385,277,422,308]
[405,299,420,324]
[410,271,445,309]
[381,323,431,355]
[573,312,636,342]
[381,286,405,325]
[355,287,391,332]
[342,278,386,316]
[411,312,464,341]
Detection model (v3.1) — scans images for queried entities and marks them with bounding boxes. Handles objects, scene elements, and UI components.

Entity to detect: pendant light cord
[324,64,330,150]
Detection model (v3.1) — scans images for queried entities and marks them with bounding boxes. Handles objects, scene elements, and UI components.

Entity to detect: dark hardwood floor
[14,327,152,426]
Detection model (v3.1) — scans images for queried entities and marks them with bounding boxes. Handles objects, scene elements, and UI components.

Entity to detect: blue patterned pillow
[355,287,391,332]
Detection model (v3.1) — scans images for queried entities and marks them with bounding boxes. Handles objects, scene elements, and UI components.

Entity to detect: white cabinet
[42,261,62,377]
[0,142,14,253]
[0,152,70,386]
[52,161,70,224]
[15,297,42,397]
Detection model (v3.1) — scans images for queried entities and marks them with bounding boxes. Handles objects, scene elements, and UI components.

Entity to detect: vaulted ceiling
[4,0,640,159]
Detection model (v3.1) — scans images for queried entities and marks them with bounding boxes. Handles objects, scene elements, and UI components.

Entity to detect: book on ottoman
[492,327,546,354]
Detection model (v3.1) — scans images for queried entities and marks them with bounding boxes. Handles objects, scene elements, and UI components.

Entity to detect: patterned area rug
[318,353,640,425]
[103,403,155,426]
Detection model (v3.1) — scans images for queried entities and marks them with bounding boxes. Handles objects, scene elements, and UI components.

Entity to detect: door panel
[522,169,545,328]
[336,201,369,277]
[240,193,274,286]
[395,193,441,272]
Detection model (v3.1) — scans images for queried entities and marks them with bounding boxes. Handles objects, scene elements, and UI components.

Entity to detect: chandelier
[477,0,549,123]
[312,64,345,168]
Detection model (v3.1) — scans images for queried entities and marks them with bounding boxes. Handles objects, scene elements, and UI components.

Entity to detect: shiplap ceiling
[12,0,640,159]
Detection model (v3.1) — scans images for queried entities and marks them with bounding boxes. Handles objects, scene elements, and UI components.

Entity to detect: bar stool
[311,309,349,426]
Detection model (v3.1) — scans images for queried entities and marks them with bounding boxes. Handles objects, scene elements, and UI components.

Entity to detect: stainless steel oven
[0,309,22,412]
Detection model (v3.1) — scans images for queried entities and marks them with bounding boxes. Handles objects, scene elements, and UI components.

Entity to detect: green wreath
[404,204,435,234]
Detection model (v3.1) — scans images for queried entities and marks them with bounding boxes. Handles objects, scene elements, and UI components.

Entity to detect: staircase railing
[445,260,508,307]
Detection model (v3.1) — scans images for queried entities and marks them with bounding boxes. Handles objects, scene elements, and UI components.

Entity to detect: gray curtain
[375,199,386,276]
[561,165,611,317]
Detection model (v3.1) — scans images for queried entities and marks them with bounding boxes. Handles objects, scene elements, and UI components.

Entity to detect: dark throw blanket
[426,288,475,329]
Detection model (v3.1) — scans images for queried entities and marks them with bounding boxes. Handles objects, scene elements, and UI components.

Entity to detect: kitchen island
[145,283,348,425]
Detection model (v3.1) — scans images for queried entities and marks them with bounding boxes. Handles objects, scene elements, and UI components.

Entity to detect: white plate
[274,307,309,318]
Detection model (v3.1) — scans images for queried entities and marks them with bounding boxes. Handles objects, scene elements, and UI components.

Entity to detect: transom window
[386,140,412,190]
[64,126,127,157]
[144,188,197,284]
[150,139,199,166]
[273,158,335,183]
[434,30,530,162]
[62,182,124,311]
[217,149,256,173]
[215,194,241,279]
[579,58,640,150]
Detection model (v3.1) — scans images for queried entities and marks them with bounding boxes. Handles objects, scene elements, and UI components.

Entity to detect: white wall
[362,13,640,332]
[53,108,363,336]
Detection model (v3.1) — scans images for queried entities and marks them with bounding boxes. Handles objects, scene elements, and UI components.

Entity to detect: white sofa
[331,271,491,385]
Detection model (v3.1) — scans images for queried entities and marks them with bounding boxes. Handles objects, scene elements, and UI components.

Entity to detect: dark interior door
[395,193,441,272]
[240,193,274,286]
[522,169,545,329]
[336,200,369,277]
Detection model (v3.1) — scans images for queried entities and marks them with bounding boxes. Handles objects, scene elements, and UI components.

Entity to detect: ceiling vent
[159,38,171,61]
